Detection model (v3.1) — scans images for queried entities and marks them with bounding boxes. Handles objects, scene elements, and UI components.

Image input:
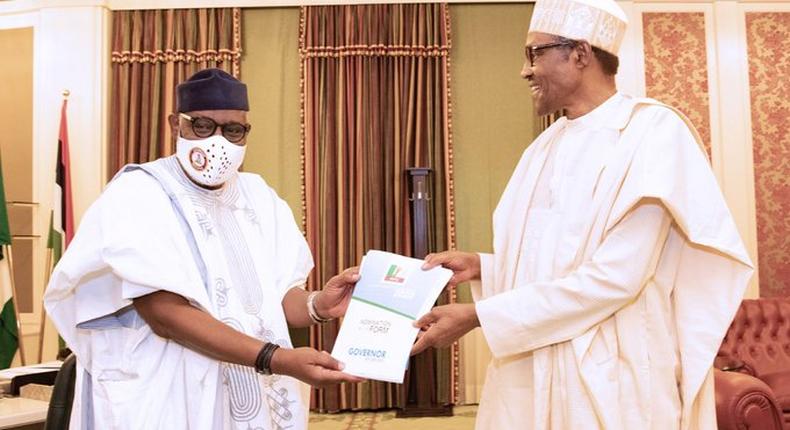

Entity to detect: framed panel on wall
[738,3,790,298]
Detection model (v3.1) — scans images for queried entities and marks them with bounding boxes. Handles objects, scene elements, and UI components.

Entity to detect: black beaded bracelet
[254,342,280,375]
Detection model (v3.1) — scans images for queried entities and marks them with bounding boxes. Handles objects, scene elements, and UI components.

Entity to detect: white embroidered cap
[529,0,628,55]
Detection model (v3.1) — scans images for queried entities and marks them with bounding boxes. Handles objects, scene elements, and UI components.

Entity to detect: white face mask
[175,134,246,187]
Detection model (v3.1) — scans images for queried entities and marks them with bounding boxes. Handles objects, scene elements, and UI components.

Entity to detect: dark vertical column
[397,168,453,418]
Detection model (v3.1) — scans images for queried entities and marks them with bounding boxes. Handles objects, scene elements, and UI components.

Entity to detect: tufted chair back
[717,298,790,377]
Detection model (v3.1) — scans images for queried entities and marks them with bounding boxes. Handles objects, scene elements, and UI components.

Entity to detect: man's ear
[168,113,179,136]
[575,41,593,69]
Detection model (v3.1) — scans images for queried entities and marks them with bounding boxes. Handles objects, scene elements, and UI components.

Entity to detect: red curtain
[300,4,457,411]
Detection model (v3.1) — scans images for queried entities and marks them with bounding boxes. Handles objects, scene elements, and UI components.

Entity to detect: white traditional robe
[44,156,314,430]
[472,93,753,429]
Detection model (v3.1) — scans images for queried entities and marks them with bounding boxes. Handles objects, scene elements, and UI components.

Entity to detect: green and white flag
[0,152,17,369]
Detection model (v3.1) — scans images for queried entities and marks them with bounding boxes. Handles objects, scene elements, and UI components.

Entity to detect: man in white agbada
[412,0,753,428]
[44,68,363,430]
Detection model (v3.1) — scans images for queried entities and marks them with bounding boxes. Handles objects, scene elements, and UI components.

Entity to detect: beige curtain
[300,4,457,412]
[108,8,242,179]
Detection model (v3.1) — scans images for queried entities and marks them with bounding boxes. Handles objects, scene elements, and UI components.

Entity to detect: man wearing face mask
[411,0,754,429]
[44,68,362,429]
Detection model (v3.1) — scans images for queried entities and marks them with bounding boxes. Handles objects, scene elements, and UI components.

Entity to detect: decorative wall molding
[0,4,110,361]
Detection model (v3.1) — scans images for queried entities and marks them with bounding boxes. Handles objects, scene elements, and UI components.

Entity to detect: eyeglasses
[179,113,251,144]
[526,41,577,67]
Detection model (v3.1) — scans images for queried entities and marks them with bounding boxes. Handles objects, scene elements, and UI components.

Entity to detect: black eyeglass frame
[179,113,252,144]
[526,40,578,67]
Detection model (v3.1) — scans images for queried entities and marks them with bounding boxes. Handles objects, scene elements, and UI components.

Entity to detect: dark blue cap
[176,68,249,112]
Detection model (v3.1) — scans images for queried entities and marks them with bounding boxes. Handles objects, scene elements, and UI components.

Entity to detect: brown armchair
[715,298,790,430]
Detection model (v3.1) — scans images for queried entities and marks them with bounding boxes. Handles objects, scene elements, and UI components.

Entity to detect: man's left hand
[314,267,360,320]
[411,303,480,355]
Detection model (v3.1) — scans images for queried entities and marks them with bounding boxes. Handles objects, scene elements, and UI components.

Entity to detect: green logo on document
[383,264,406,284]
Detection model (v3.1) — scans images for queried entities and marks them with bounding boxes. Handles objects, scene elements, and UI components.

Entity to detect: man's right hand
[270,347,364,387]
[421,251,481,287]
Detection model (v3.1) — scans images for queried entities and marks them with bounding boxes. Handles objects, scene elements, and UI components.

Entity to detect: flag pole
[5,245,26,366]
[37,248,52,363]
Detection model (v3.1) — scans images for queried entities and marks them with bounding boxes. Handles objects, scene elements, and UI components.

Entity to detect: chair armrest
[715,368,786,430]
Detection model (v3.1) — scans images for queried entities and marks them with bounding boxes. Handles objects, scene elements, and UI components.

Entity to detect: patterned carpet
[308,405,477,430]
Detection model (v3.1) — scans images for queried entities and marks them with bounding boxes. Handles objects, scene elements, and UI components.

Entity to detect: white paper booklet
[330,250,452,383]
